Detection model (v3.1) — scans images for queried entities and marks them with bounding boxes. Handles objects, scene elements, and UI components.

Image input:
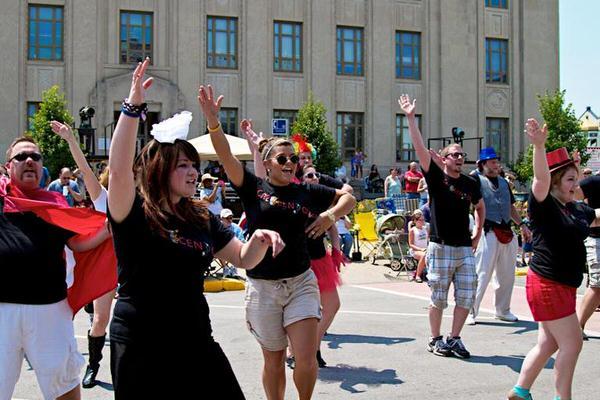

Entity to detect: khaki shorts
[585,236,600,288]
[0,299,84,400]
[245,269,321,351]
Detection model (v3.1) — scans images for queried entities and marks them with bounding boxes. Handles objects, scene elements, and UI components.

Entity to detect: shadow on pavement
[318,364,403,393]
[94,381,114,391]
[466,354,554,373]
[475,319,538,335]
[323,333,414,349]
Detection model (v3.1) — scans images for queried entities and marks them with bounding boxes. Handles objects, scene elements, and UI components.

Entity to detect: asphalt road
[11,261,600,399]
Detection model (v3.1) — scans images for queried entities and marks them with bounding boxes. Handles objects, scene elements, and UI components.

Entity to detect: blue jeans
[340,233,353,258]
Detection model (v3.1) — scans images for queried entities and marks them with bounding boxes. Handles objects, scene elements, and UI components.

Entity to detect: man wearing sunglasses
[399,94,485,360]
[47,167,83,207]
[0,137,112,400]
[467,147,531,326]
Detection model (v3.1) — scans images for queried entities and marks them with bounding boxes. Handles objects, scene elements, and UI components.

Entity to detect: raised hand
[127,58,154,106]
[240,119,264,152]
[197,85,224,124]
[50,120,76,143]
[398,94,416,117]
[525,118,548,147]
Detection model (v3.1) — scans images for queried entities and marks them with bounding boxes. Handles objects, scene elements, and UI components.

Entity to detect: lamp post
[77,106,96,155]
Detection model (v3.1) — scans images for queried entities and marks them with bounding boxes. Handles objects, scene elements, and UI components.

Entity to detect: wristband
[121,99,148,121]
[208,121,221,133]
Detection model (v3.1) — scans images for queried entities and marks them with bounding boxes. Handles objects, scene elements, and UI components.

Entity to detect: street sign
[272,118,288,136]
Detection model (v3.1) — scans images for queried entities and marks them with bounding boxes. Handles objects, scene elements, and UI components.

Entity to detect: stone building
[0,0,559,170]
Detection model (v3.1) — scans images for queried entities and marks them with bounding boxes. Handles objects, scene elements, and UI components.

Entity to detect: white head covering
[150,111,193,143]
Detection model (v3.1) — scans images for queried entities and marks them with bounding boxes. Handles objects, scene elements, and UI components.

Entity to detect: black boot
[316,350,327,368]
[82,331,106,388]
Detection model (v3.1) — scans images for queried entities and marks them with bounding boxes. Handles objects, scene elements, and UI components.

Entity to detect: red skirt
[526,269,576,321]
[310,248,344,293]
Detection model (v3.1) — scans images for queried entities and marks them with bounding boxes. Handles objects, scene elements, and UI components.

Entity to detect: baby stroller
[371,213,418,277]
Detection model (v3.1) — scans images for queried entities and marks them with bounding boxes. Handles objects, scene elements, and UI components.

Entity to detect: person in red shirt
[405,162,424,200]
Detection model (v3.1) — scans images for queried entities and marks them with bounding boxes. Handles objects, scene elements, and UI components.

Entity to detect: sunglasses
[222,216,233,220]
[304,172,321,180]
[10,152,43,162]
[274,154,299,166]
[445,152,467,160]
[584,172,592,175]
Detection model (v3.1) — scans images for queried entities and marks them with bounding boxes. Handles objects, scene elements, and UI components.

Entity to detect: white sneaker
[465,315,476,325]
[496,312,518,322]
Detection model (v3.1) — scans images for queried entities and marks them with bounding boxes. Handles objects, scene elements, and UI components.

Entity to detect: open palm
[525,118,548,147]
[127,58,154,106]
[398,94,416,117]
[50,120,74,142]
[197,85,223,121]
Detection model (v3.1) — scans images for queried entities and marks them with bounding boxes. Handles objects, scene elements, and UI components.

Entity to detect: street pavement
[12,260,600,399]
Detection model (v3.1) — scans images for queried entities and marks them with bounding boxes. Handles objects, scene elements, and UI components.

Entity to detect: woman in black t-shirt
[508,119,599,400]
[107,59,284,399]
[198,85,356,400]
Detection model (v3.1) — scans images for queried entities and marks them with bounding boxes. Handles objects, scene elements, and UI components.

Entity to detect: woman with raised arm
[107,59,284,399]
[199,85,356,400]
[50,121,115,389]
[507,120,600,400]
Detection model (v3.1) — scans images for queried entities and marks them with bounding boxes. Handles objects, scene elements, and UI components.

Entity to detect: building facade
[0,0,559,170]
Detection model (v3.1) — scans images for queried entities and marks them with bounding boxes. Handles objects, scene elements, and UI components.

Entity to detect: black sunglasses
[10,152,43,162]
[446,152,467,160]
[304,172,321,179]
[275,154,299,166]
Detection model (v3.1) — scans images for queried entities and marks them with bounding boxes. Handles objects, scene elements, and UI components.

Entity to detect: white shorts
[0,299,84,400]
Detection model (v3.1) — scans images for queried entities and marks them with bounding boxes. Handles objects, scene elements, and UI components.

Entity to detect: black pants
[111,338,245,399]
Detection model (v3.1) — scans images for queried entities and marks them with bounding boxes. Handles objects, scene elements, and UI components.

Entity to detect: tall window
[336,27,363,76]
[273,109,298,130]
[486,38,508,83]
[486,118,509,161]
[219,108,238,136]
[396,114,422,161]
[485,0,508,9]
[120,12,153,64]
[207,16,238,69]
[28,5,63,60]
[27,102,40,131]
[336,112,364,160]
[274,22,302,72]
[395,31,421,80]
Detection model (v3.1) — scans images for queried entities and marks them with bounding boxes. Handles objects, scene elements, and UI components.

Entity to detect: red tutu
[310,248,344,293]
[526,269,576,322]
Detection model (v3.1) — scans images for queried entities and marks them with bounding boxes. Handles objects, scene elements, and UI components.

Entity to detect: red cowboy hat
[546,147,576,173]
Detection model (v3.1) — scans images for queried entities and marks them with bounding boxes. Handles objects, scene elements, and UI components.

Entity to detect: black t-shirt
[0,206,74,305]
[108,195,233,343]
[528,191,596,287]
[579,175,600,237]
[319,174,344,190]
[233,168,336,279]
[423,162,482,246]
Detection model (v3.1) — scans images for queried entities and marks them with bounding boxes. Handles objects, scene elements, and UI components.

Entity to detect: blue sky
[560,0,599,117]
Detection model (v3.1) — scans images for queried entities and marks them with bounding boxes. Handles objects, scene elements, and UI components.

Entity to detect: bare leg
[545,313,583,399]
[57,386,80,400]
[90,289,115,337]
[261,348,286,400]
[429,305,443,337]
[516,322,558,390]
[286,318,319,400]
[317,289,341,362]
[413,251,426,280]
[577,287,600,330]
[450,306,470,337]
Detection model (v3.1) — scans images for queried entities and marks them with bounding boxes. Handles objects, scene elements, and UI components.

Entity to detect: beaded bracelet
[121,99,148,121]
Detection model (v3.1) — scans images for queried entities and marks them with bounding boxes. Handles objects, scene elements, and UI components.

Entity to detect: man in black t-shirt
[0,137,110,400]
[399,95,485,360]
[576,175,600,337]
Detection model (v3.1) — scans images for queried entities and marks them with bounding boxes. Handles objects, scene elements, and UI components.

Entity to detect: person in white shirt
[199,173,225,215]
[409,210,429,283]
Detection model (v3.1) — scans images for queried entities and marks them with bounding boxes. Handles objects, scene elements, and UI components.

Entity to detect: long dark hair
[134,139,208,237]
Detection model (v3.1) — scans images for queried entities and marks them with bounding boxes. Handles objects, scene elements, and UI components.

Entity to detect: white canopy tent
[188,133,253,161]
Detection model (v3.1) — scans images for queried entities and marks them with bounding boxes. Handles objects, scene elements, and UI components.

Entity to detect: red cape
[1,177,117,315]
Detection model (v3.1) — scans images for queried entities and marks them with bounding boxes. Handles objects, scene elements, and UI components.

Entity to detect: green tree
[29,85,77,177]
[291,92,341,175]
[511,90,587,183]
